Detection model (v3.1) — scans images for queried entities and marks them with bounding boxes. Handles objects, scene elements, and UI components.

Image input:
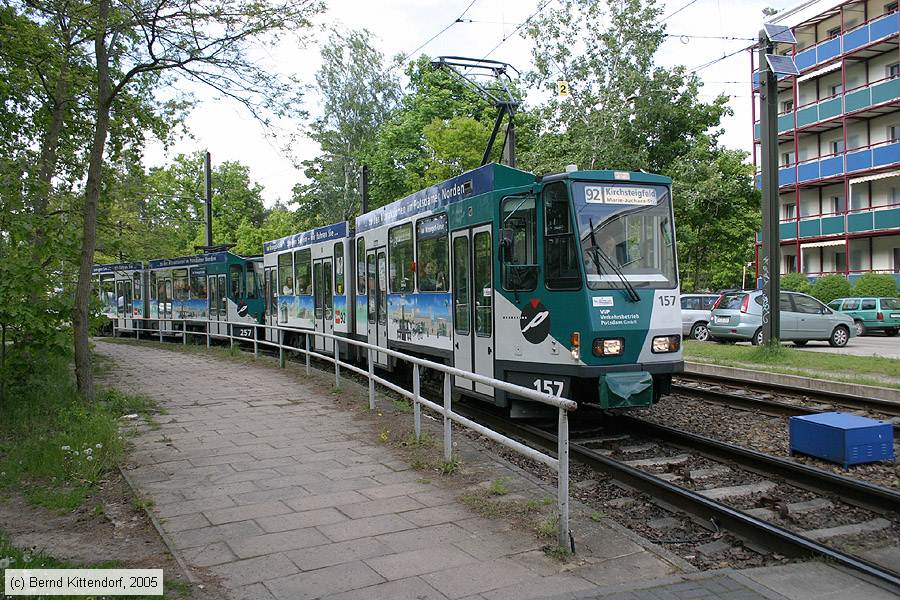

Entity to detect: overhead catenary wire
[660,0,700,22]
[690,45,751,73]
[471,0,555,65]
[398,0,479,64]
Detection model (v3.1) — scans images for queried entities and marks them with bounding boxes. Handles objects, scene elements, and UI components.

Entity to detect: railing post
[367,348,375,410]
[253,325,258,358]
[136,321,140,340]
[557,406,570,550]
[443,372,452,462]
[159,320,163,343]
[305,333,310,375]
[183,320,187,345]
[206,321,210,348]
[230,324,234,350]
[334,342,341,388]
[279,329,285,368]
[413,363,421,440]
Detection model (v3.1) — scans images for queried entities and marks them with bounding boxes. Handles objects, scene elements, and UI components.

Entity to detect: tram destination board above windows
[765,54,799,76]
[763,23,796,44]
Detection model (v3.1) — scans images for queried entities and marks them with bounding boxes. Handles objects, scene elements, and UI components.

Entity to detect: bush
[781,273,811,294]
[809,274,852,304]
[853,273,898,298]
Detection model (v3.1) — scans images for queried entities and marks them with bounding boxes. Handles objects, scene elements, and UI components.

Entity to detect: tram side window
[356,238,366,295]
[389,223,414,293]
[367,253,377,324]
[294,249,311,295]
[245,269,258,299]
[416,214,448,292]
[133,273,142,302]
[174,269,190,301]
[500,196,538,291]
[100,275,115,313]
[208,276,218,316]
[543,182,581,290]
[334,242,345,294]
[115,281,124,316]
[278,253,293,295]
[229,265,243,298]
[125,281,133,315]
[190,271,207,301]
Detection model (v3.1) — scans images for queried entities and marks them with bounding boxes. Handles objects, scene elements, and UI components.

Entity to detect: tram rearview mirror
[499,228,515,259]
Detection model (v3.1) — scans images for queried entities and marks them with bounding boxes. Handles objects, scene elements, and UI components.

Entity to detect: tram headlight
[592,338,623,357]
[651,335,681,353]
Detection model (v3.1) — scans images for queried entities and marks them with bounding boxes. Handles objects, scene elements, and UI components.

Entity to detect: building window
[784,255,797,273]
[781,99,794,112]
[886,2,898,14]
[889,63,900,79]
[781,151,794,166]
[830,139,844,154]
[829,83,842,96]
[826,26,841,38]
[892,187,900,204]
[829,196,846,213]
[846,135,860,150]
[835,251,847,272]
[850,250,864,271]
[894,248,900,272]
[783,203,796,219]
[889,125,900,141]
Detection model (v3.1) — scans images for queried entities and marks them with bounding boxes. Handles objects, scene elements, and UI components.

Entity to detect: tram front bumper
[599,371,653,408]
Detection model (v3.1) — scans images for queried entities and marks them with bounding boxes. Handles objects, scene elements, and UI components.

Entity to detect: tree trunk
[73,0,111,400]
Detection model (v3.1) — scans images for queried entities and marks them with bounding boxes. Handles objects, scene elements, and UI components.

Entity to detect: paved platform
[95,340,899,600]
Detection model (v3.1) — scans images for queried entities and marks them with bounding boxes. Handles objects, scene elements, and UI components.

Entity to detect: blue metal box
[789,412,894,469]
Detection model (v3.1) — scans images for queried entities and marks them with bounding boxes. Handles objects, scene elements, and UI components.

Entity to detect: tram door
[158,275,173,333]
[451,224,494,396]
[366,248,388,366]
[264,267,277,343]
[313,258,335,354]
[207,275,219,336]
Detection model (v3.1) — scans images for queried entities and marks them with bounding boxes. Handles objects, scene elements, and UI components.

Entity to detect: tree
[523,0,729,175]
[67,0,322,399]
[781,273,811,295]
[668,140,760,291]
[293,28,399,227]
[853,273,898,298]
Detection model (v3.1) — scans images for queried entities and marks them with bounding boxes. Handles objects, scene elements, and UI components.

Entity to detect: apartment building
[752,0,900,283]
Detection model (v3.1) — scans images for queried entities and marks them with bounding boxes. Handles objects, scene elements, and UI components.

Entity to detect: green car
[827,297,900,336]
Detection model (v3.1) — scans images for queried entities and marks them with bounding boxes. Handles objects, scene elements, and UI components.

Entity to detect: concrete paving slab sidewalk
[95,340,685,600]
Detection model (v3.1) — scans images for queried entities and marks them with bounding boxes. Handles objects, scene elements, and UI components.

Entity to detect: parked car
[680,294,719,341]
[827,297,900,337]
[708,290,855,347]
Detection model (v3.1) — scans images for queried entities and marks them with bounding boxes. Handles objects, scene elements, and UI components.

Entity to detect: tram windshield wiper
[586,218,640,303]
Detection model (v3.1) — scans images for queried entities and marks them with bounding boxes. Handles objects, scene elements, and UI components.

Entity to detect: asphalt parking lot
[795,332,900,359]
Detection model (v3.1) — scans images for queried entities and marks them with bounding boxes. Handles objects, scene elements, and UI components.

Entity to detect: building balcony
[756,203,900,242]
[755,139,900,189]
[753,76,900,141]
[752,10,900,90]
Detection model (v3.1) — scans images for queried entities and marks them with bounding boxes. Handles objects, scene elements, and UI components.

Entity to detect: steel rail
[454,403,900,592]
[676,372,900,417]
[604,415,900,515]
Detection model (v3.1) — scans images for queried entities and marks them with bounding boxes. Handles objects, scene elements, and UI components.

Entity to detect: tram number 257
[532,379,565,397]
[236,328,254,338]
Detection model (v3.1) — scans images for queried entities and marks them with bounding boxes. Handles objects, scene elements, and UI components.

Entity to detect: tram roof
[355,163,535,234]
[263,221,348,256]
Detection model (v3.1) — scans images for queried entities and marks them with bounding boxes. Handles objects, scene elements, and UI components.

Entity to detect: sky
[144,0,796,207]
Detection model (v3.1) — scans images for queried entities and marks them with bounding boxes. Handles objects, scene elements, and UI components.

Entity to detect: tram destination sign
[92,261,144,274]
[355,164,494,233]
[149,252,227,269]
[264,221,348,255]
[583,185,657,205]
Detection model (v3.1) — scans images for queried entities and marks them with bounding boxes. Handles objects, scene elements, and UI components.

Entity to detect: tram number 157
[532,379,564,397]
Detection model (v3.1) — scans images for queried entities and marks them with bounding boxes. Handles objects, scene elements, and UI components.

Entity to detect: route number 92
[532,379,564,397]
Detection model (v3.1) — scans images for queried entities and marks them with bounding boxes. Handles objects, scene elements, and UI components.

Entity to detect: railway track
[454,402,900,593]
[673,372,900,431]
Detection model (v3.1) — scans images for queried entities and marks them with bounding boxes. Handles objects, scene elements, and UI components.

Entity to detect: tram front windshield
[571,182,677,290]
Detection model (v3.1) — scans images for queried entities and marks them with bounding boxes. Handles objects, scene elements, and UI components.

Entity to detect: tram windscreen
[572,182,676,290]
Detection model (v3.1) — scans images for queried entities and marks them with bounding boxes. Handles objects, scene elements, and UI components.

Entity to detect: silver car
[708,290,855,347]
[680,294,719,341]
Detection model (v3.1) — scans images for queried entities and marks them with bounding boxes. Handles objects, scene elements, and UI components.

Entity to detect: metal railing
[112,316,577,547]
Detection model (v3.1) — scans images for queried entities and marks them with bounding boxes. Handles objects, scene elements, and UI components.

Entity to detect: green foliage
[853,273,898,298]
[781,273,811,295]
[488,477,510,496]
[0,354,156,510]
[810,274,852,304]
